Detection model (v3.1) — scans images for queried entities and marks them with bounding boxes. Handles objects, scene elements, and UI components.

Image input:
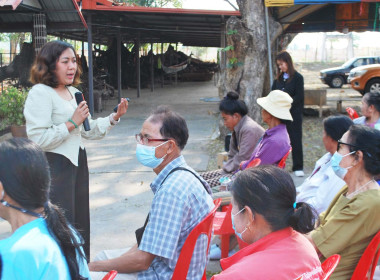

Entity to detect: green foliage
[0,86,28,126]
[227,29,238,35]
[221,45,234,52]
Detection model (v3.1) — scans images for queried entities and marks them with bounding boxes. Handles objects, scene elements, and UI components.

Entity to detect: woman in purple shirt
[241,90,292,170]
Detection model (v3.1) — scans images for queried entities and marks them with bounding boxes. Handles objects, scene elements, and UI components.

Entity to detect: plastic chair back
[322,254,341,280]
[245,158,261,169]
[102,270,118,280]
[351,230,380,280]
[213,203,235,258]
[171,198,221,280]
[278,148,292,169]
[346,107,359,120]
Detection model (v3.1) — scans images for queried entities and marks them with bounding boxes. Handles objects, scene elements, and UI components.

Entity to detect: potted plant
[0,86,28,137]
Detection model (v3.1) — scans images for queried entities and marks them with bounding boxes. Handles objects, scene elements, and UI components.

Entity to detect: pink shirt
[211,228,323,280]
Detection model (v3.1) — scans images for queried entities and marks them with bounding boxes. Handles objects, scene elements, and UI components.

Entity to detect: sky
[182,0,237,10]
[289,31,380,50]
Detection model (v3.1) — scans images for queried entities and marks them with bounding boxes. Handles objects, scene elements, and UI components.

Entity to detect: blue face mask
[331,151,355,179]
[136,141,168,169]
[231,207,248,242]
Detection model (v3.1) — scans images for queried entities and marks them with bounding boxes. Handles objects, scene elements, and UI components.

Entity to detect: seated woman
[201,91,264,187]
[297,115,353,214]
[307,125,380,280]
[353,91,380,129]
[211,165,323,280]
[240,90,292,170]
[0,138,90,279]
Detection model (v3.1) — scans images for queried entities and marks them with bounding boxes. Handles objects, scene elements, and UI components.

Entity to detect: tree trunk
[218,0,283,123]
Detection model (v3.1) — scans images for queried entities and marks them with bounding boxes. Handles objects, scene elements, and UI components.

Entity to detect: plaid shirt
[138,156,213,280]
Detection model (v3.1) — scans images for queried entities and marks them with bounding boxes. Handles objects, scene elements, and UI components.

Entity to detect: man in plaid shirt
[89,106,214,279]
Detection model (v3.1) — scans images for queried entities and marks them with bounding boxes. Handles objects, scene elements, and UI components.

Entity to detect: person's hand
[113,98,128,121]
[71,101,89,125]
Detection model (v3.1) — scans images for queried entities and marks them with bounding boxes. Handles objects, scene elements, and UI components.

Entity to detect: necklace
[346,179,377,199]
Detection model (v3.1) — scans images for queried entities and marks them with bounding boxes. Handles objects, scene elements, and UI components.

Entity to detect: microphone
[74,92,91,131]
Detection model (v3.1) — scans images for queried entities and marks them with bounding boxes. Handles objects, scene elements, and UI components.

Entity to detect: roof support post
[220,15,226,72]
[87,14,94,115]
[136,33,141,98]
[117,29,122,103]
[265,6,273,86]
[150,42,154,92]
[161,43,164,88]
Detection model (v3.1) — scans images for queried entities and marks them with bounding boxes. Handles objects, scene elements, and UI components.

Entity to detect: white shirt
[24,84,116,166]
[296,152,346,215]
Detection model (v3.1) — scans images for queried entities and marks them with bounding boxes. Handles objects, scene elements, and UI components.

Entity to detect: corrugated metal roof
[0,0,86,32]
[50,3,241,47]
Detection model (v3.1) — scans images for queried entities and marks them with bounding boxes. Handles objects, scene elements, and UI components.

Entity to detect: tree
[218,0,292,123]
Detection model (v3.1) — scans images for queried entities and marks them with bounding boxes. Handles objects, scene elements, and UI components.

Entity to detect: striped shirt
[138,155,213,280]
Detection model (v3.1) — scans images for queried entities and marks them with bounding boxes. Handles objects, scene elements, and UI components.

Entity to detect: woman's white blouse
[24,84,115,166]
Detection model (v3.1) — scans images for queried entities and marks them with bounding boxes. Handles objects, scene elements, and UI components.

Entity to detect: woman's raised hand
[113,98,129,121]
[71,101,90,125]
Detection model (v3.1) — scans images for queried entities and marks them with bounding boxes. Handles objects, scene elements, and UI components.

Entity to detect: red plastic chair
[102,270,118,280]
[346,107,359,120]
[322,254,341,280]
[213,203,235,259]
[245,158,261,169]
[278,148,292,169]
[351,230,380,280]
[171,198,221,280]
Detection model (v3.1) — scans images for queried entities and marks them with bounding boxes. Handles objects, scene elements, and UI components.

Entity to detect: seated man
[296,115,353,215]
[89,106,214,279]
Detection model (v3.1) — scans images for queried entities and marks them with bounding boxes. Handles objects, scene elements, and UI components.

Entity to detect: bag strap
[161,166,211,194]
[139,166,211,243]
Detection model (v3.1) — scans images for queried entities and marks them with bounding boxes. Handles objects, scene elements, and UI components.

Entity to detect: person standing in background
[272,51,305,177]
[24,40,128,259]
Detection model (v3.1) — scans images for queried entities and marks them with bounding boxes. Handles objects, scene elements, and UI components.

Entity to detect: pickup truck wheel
[365,78,380,94]
[330,76,344,88]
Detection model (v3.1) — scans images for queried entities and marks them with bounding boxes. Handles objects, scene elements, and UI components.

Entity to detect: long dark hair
[0,138,87,279]
[219,91,248,116]
[231,165,317,234]
[30,40,82,87]
[275,51,296,81]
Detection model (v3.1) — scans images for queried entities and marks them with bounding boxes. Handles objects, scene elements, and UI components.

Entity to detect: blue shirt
[139,156,214,280]
[0,218,90,280]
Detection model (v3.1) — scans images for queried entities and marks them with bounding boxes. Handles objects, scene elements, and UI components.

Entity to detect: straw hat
[257,90,293,121]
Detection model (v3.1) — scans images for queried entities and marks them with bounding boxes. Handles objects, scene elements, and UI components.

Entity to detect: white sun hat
[257,90,293,121]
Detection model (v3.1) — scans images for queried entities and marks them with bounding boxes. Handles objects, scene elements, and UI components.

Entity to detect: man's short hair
[148,106,189,150]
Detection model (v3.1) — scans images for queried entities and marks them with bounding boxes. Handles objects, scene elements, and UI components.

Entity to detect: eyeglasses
[135,133,169,145]
[337,140,360,151]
